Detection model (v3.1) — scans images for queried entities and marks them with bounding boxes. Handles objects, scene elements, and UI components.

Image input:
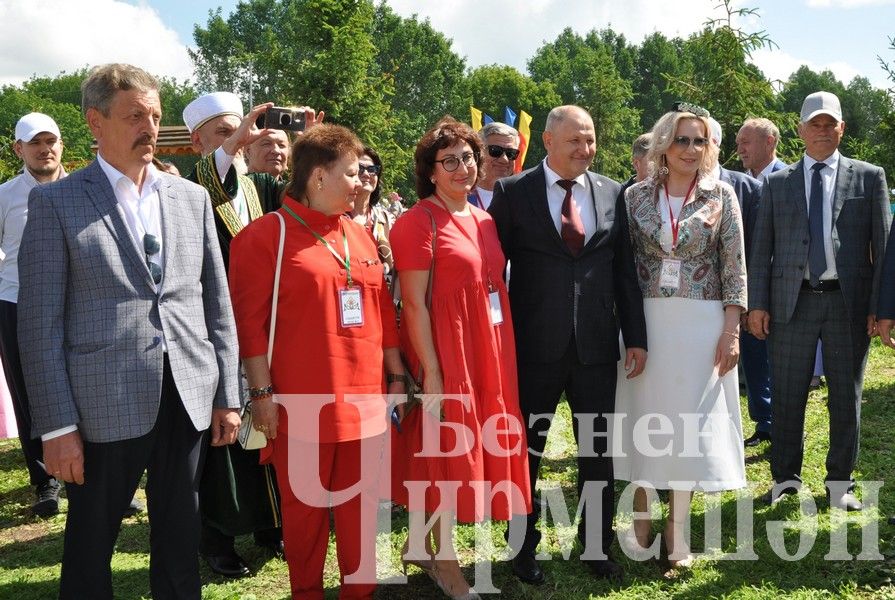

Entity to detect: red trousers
[271,434,382,600]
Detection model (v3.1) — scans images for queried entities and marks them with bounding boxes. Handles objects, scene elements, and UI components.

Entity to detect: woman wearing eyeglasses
[389,117,531,599]
[348,146,404,290]
[612,105,747,574]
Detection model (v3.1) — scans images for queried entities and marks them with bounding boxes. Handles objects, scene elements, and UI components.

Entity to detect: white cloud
[805,0,895,7]
[384,0,724,72]
[0,0,193,87]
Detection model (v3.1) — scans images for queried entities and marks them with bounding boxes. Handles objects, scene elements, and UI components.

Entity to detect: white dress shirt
[473,186,495,211]
[42,157,166,442]
[214,147,250,226]
[543,159,597,243]
[0,167,66,303]
[749,159,778,181]
[802,151,839,281]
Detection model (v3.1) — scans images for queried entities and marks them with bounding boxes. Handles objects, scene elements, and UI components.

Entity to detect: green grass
[2,341,895,598]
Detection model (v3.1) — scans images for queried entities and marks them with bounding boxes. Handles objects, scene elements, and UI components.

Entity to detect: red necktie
[558,179,585,255]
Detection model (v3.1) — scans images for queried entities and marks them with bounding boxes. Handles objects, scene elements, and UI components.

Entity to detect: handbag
[238,211,287,450]
[394,204,436,423]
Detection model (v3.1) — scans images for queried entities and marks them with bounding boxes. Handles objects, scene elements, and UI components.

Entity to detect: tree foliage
[528,28,639,181]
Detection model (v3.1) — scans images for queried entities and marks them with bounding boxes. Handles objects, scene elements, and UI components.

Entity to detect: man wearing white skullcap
[181,92,290,577]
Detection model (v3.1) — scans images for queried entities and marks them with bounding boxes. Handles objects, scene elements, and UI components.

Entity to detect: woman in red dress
[390,118,531,599]
[229,124,405,599]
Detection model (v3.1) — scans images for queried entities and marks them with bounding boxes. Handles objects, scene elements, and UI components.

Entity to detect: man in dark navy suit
[489,105,647,585]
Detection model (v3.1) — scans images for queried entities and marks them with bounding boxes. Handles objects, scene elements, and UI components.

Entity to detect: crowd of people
[0,61,894,600]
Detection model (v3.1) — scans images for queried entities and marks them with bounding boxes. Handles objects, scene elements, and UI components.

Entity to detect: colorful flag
[483,113,494,125]
[514,110,533,174]
[504,106,517,127]
[470,106,483,132]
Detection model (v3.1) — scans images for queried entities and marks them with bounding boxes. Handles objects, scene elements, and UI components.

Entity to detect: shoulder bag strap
[268,211,287,364]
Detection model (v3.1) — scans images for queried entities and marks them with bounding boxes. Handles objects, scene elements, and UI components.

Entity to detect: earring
[658,155,669,176]
[317,179,323,191]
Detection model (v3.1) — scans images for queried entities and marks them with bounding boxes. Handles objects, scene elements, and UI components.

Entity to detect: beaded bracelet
[248,385,274,399]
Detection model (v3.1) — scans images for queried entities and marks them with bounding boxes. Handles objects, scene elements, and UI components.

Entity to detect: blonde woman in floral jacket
[612,104,747,575]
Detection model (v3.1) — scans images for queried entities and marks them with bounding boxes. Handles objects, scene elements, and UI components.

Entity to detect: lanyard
[429,194,496,292]
[282,205,354,286]
[662,176,698,250]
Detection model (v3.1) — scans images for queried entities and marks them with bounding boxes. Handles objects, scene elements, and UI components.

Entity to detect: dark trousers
[741,329,772,434]
[511,338,617,558]
[0,300,50,486]
[767,290,868,486]
[59,357,208,600]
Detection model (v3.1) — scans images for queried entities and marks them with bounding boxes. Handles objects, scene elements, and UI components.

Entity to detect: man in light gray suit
[17,63,241,599]
[748,91,891,511]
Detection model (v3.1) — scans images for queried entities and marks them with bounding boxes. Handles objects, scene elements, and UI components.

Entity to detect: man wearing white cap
[748,91,891,510]
[182,92,288,577]
[0,113,66,517]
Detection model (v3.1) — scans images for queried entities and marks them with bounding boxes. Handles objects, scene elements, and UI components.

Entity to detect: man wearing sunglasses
[489,105,647,585]
[468,121,520,210]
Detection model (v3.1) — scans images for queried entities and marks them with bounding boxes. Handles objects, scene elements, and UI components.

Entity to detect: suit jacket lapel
[82,161,155,288]
[785,159,809,228]
[524,164,570,254]
[158,177,181,292]
[581,172,605,253]
[832,157,854,226]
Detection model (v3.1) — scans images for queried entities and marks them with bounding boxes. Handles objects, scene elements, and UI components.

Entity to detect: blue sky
[1,0,893,91]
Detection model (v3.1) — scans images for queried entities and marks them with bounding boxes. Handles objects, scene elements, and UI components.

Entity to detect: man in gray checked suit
[748,91,891,511]
[17,63,241,599]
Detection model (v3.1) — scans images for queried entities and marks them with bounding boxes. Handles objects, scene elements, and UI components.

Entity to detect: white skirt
[611,297,746,491]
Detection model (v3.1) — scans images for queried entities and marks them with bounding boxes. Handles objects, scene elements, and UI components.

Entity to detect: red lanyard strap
[662,176,698,250]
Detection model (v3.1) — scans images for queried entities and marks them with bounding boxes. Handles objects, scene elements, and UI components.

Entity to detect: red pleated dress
[389,198,531,523]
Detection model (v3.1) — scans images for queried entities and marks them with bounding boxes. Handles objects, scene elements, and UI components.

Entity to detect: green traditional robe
[188,152,287,537]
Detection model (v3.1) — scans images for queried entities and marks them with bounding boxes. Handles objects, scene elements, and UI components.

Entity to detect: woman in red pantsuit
[229,124,405,600]
[390,118,531,599]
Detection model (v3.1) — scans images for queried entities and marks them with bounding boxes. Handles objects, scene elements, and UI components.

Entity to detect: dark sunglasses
[358,164,381,175]
[671,101,710,118]
[143,233,162,285]
[486,145,520,161]
[672,135,709,150]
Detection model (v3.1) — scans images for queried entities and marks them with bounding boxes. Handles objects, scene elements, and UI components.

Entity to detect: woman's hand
[714,330,740,377]
[251,396,279,440]
[421,370,444,418]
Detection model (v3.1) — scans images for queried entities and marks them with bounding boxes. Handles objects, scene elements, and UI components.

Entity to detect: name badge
[660,258,682,290]
[339,287,364,327]
[488,291,504,325]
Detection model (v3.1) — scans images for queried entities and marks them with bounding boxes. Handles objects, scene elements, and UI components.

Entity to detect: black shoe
[201,550,251,578]
[763,485,799,506]
[123,497,144,518]
[33,479,61,518]
[583,557,624,583]
[255,538,285,559]
[743,430,771,447]
[828,490,863,511]
[510,552,544,585]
